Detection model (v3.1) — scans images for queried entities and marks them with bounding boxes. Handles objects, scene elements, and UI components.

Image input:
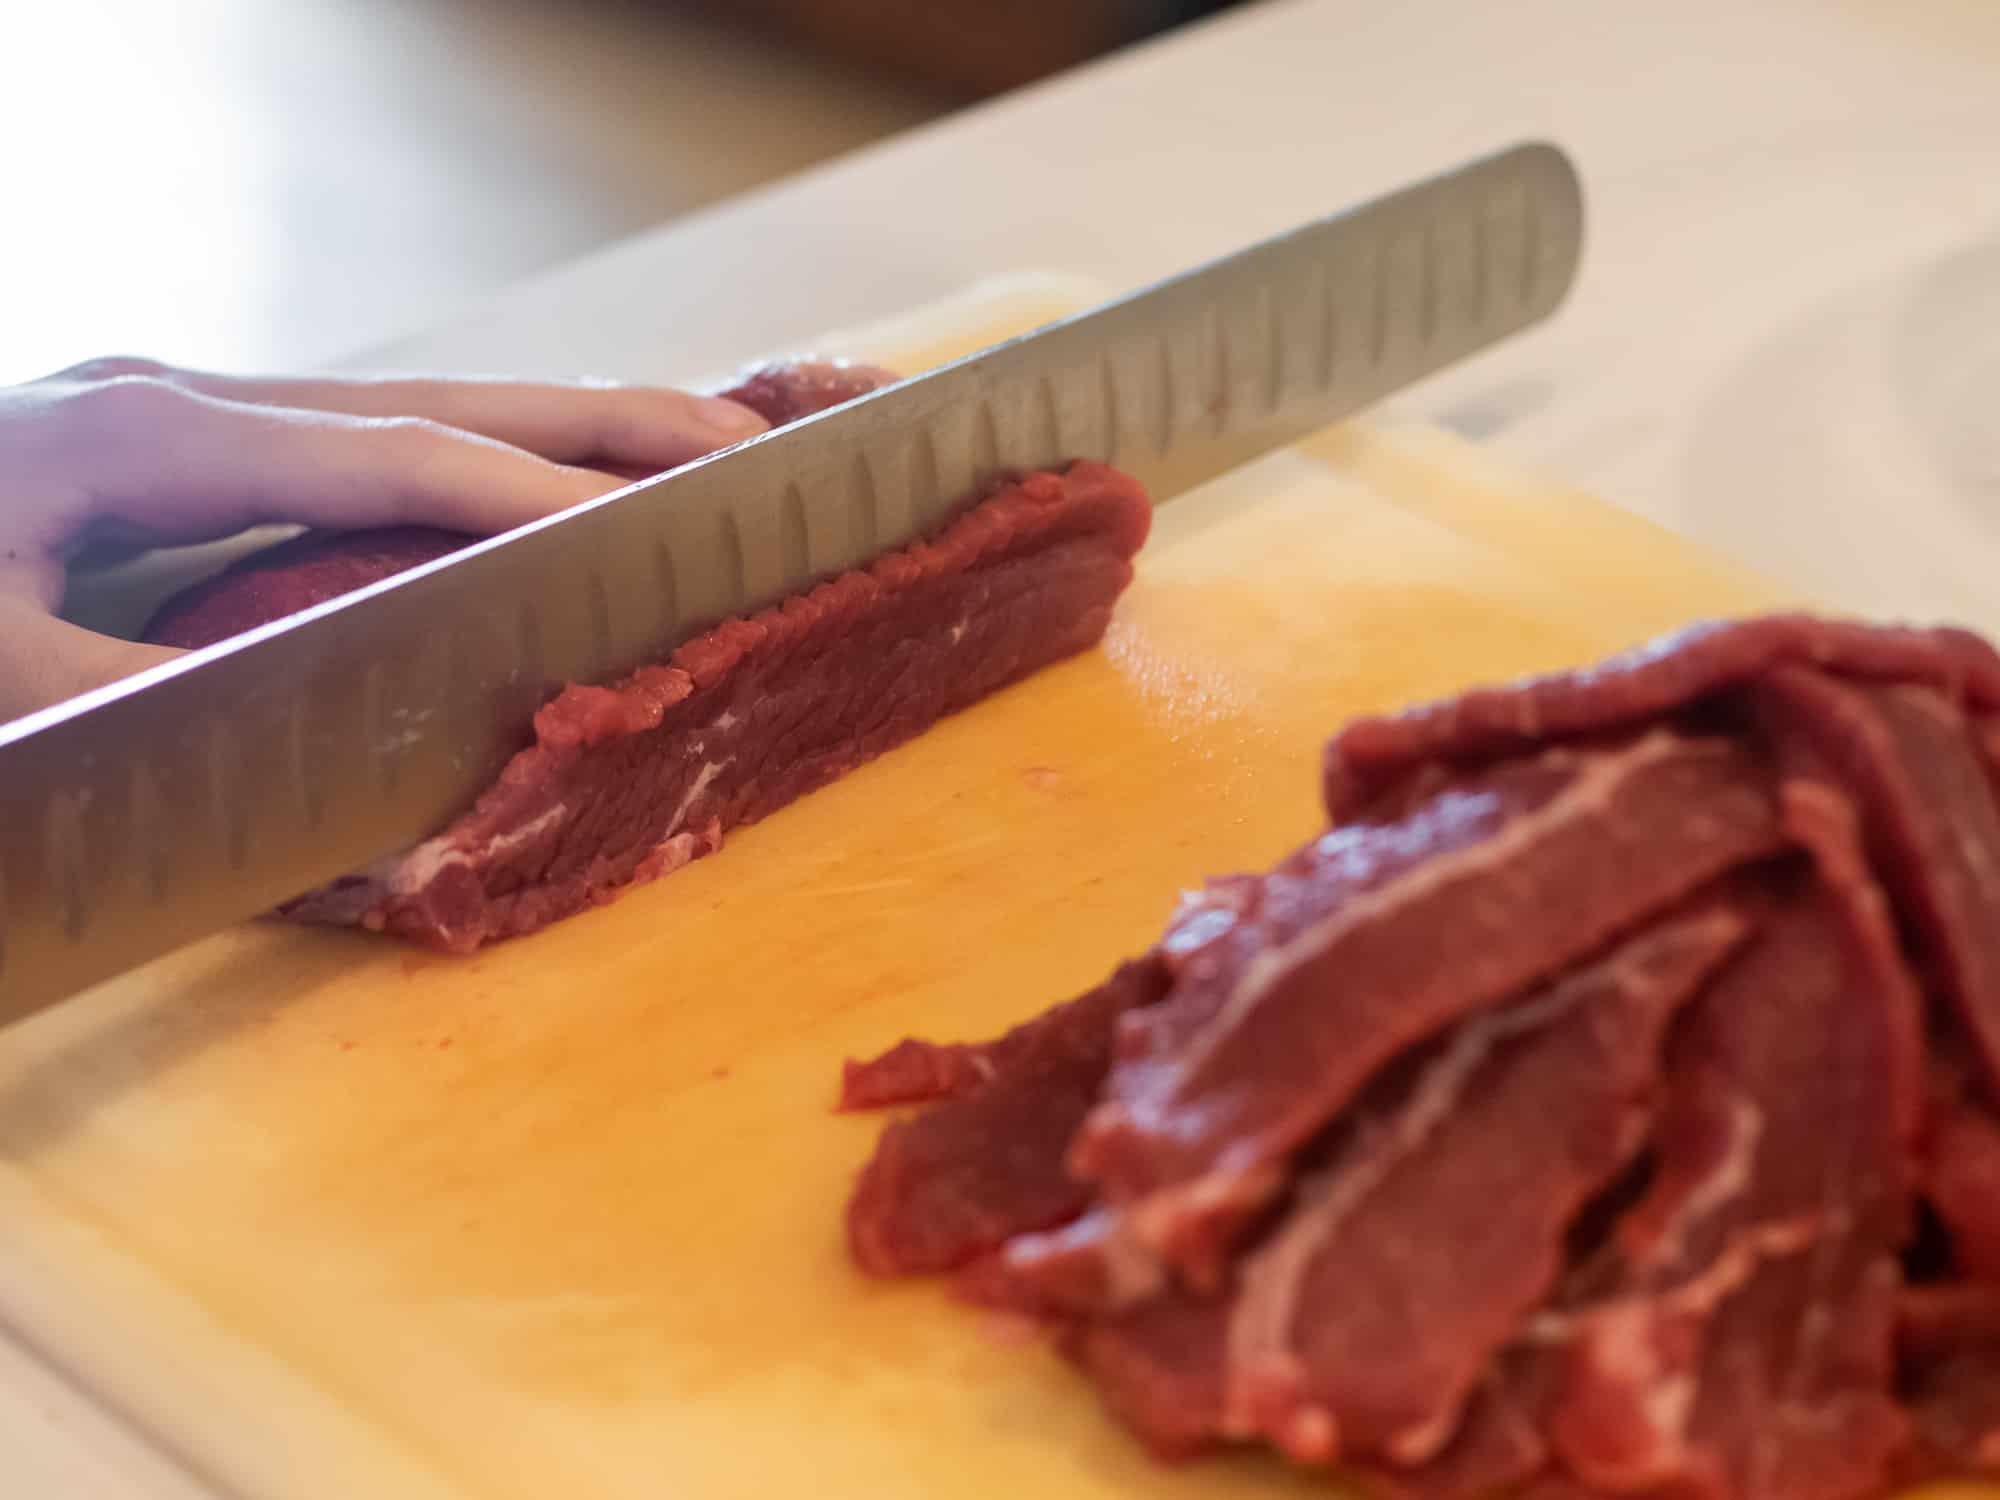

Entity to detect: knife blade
[0,140,1582,1020]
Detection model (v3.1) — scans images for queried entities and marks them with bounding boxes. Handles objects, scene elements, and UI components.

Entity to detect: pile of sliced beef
[143,361,1153,952]
[842,614,2000,1500]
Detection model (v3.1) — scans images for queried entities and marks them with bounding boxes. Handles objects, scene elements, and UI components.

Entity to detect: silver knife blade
[0,140,1582,1021]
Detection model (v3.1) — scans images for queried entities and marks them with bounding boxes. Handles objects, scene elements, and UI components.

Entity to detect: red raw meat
[143,526,467,649]
[1905,1351,2000,1478]
[1069,732,1782,1284]
[289,462,1150,951]
[839,1037,998,1112]
[1899,1281,2000,1360]
[1065,1291,1231,1463]
[1322,615,2000,820]
[1753,670,2000,1109]
[715,358,898,426]
[1351,1351,1563,1500]
[841,612,2000,1500]
[846,959,1168,1277]
[1924,1085,2000,1283]
[1545,871,1917,1500]
[1224,903,1748,1467]
[1898,1284,2000,1479]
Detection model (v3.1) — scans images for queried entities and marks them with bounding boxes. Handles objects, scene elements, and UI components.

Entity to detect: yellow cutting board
[0,281,1873,1500]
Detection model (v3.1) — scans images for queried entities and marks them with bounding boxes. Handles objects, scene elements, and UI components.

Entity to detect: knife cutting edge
[0,140,1583,1020]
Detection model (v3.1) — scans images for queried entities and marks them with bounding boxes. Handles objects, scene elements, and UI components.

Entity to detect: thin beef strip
[1903,1352,2000,1479]
[1065,1290,1232,1463]
[1322,615,2000,821]
[1224,903,1750,1468]
[845,958,1170,1277]
[1921,1077,2000,1284]
[839,1037,1001,1112]
[1545,791,1920,1500]
[288,461,1151,951]
[1327,619,2000,1102]
[1897,1284,2000,1480]
[1752,669,2000,1111]
[1898,1282,2000,1358]
[1351,1350,1566,1500]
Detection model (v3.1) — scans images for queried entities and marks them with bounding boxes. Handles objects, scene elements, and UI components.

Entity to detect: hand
[0,357,768,720]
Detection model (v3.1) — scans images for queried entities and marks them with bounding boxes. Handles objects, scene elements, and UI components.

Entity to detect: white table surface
[15,0,2000,1489]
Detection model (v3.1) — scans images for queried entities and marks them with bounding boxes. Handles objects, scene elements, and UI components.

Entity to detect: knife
[0,141,1583,1021]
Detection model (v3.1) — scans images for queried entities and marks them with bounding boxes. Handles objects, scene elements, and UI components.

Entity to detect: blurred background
[0,0,1239,387]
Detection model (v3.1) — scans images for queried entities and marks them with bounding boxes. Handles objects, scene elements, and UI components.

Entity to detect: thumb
[0,600,181,722]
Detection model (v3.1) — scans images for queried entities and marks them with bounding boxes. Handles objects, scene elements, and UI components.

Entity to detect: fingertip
[689,395,769,445]
[0,602,186,720]
[554,463,631,504]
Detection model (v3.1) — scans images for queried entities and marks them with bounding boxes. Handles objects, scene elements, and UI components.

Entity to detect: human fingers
[59,358,767,472]
[0,599,180,721]
[20,376,643,547]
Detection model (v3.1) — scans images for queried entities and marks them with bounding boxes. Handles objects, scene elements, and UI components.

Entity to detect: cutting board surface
[0,284,1836,1499]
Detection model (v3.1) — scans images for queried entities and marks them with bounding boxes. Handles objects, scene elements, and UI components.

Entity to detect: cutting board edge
[0,1163,468,1499]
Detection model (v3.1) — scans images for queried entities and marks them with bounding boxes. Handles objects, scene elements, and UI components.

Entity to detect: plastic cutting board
[0,278,1876,1500]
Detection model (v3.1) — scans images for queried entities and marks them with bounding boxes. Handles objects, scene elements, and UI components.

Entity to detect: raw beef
[714,358,898,427]
[289,460,1150,951]
[840,613,2000,1500]
[144,526,468,649]
[1068,732,1783,1284]
[1922,1082,2000,1284]
[1065,1290,1230,1462]
[1545,881,1915,1500]
[845,959,1168,1276]
[1899,1281,2000,1358]
[1321,615,2000,820]
[143,360,1153,951]
[1752,670,2000,1108]
[1224,904,1748,1468]
[1905,1351,2000,1478]
[1899,1285,2000,1478]
[1352,1351,1563,1500]
[839,1038,997,1112]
